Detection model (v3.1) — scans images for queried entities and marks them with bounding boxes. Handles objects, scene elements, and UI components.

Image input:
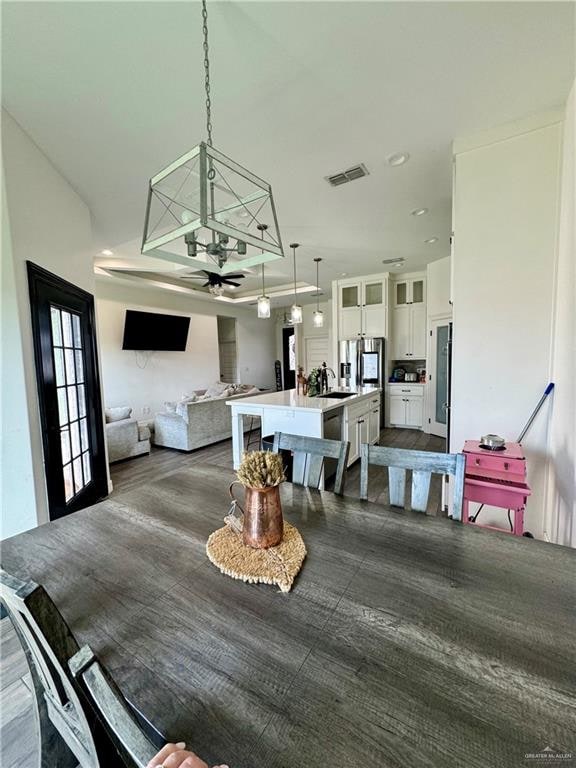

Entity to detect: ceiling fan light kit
[141,0,284,277]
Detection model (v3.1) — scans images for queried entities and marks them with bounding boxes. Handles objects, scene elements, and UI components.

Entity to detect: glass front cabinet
[337,276,388,339]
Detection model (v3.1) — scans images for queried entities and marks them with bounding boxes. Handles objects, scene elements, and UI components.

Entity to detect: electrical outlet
[142,406,151,415]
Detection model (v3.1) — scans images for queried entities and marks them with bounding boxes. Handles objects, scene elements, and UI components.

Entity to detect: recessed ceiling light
[424,237,438,244]
[340,272,348,276]
[411,208,428,216]
[387,152,410,167]
[101,249,114,256]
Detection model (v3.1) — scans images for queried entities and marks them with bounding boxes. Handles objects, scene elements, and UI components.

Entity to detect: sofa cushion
[105,406,132,423]
[164,401,177,413]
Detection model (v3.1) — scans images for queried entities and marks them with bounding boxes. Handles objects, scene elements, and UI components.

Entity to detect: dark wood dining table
[2,464,575,768]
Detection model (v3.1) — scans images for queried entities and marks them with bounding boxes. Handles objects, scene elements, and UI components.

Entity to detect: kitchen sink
[320,391,355,399]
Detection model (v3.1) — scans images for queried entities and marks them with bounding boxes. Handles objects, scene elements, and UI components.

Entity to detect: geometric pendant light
[141,0,284,277]
[290,243,303,324]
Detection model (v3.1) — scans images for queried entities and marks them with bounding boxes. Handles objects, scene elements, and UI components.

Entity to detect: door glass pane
[396,282,407,305]
[50,308,62,346]
[77,384,86,418]
[412,280,424,303]
[49,303,93,504]
[364,282,383,306]
[57,388,68,426]
[54,348,65,387]
[63,463,74,502]
[435,325,449,424]
[82,452,92,484]
[65,349,76,384]
[80,418,89,452]
[61,428,71,465]
[67,386,78,422]
[341,285,359,308]
[75,350,84,383]
[73,457,83,494]
[61,311,73,347]
[288,334,296,371]
[72,314,82,348]
[70,420,81,458]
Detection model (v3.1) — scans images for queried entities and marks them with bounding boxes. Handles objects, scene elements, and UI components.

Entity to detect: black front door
[27,263,108,520]
[282,327,296,389]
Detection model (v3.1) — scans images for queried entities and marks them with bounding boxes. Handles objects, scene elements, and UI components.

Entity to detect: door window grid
[50,306,92,503]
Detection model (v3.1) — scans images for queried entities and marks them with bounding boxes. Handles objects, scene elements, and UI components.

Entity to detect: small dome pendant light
[256,223,270,319]
[290,243,302,324]
[313,257,324,328]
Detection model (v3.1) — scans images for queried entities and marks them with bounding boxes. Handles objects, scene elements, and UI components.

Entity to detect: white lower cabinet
[388,385,424,428]
[343,394,381,465]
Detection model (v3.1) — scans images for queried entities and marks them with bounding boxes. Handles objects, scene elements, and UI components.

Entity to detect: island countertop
[226,386,381,413]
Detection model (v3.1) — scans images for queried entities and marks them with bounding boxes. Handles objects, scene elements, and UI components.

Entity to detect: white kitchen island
[227,387,382,470]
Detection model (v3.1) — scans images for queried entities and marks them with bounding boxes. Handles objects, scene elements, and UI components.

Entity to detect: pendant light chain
[316,258,320,311]
[202,0,213,148]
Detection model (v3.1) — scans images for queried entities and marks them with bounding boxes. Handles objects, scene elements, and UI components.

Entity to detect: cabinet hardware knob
[475,458,481,465]
[504,462,509,470]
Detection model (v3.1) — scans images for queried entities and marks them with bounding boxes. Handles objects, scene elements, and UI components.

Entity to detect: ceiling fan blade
[181,275,204,280]
[223,273,245,280]
[202,281,210,287]
[222,280,242,287]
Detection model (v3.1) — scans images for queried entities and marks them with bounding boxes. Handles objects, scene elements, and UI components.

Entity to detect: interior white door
[305,336,330,373]
[429,318,451,438]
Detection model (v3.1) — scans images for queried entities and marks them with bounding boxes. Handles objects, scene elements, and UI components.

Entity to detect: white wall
[97,299,221,416]
[1,110,97,537]
[95,280,277,417]
[545,81,576,547]
[451,114,563,539]
[426,257,452,319]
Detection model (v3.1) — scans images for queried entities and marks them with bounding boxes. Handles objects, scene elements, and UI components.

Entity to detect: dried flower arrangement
[236,451,286,489]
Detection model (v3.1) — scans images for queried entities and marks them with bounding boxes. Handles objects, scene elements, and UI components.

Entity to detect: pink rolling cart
[462,441,531,536]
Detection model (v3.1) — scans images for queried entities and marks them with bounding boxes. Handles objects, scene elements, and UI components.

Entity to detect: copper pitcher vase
[229,482,283,549]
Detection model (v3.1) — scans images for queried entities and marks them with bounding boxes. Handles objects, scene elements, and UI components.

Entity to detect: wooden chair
[272,432,350,495]
[359,445,466,519]
[0,569,159,768]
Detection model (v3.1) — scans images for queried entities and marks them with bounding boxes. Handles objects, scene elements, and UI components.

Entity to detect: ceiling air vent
[326,164,369,187]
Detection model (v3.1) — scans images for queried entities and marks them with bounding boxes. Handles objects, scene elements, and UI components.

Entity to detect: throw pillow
[205,381,231,399]
[105,406,132,423]
[164,401,177,413]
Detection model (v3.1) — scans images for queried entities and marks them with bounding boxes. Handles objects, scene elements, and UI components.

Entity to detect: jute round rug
[206,520,307,593]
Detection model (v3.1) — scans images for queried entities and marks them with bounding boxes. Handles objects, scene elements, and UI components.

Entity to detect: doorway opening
[217,316,238,382]
[27,262,108,520]
[282,326,296,389]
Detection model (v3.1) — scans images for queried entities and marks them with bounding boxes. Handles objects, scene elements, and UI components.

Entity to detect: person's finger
[164,751,207,768]
[181,756,210,768]
[146,742,186,768]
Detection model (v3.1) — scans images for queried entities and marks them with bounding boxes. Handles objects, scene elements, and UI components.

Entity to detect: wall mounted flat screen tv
[122,310,190,351]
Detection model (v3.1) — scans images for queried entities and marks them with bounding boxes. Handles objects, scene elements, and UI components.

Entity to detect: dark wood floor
[0,427,444,768]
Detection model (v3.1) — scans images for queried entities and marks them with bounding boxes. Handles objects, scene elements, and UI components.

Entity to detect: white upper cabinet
[394,277,425,307]
[336,275,388,339]
[390,273,427,360]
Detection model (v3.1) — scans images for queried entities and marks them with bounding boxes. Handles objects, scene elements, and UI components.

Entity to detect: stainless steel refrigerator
[339,338,386,427]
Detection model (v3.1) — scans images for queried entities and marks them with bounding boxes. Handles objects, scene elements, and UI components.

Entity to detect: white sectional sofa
[154,383,260,452]
[105,407,151,463]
